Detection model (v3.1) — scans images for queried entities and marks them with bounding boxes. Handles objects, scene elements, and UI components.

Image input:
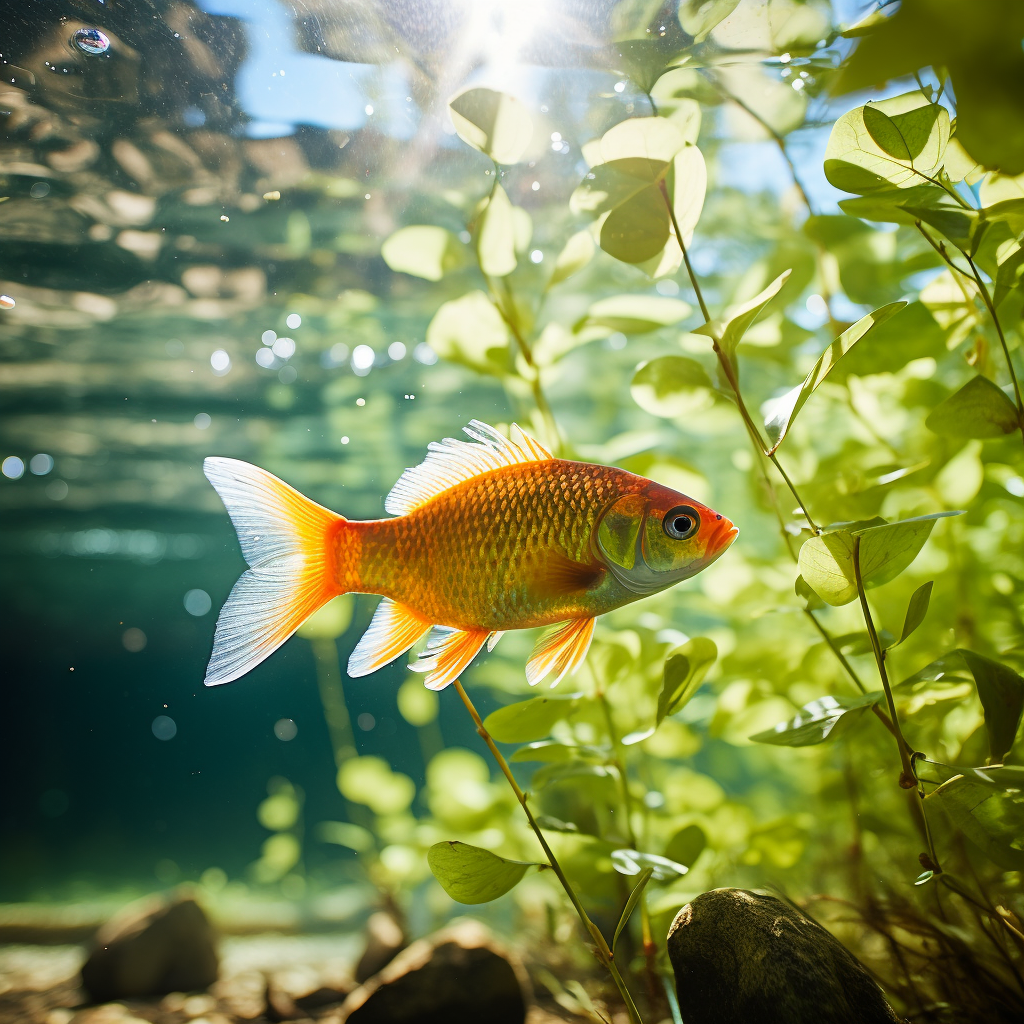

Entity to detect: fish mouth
[708,519,739,555]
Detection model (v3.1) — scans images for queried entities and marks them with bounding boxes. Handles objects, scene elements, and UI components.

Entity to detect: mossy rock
[667,888,901,1024]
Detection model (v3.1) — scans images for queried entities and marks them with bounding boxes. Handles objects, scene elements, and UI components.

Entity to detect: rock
[338,919,529,1024]
[80,893,218,1002]
[354,911,406,984]
[667,889,901,1024]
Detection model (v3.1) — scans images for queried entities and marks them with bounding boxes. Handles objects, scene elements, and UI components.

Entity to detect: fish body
[204,421,737,691]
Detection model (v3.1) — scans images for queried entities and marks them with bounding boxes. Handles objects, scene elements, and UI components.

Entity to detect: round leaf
[483,694,581,743]
[427,841,532,904]
[449,88,533,164]
[925,376,1021,438]
[600,186,671,263]
[381,226,465,282]
[477,184,517,278]
[581,295,692,335]
[549,230,595,286]
[426,290,509,373]
[632,355,715,418]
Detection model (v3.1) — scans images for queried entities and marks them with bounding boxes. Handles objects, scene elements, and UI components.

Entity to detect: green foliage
[750,693,881,746]
[483,694,581,743]
[798,513,963,607]
[427,841,534,904]
[449,88,534,165]
[957,650,1024,762]
[925,376,1021,438]
[380,226,467,282]
[612,867,653,951]
[657,637,717,724]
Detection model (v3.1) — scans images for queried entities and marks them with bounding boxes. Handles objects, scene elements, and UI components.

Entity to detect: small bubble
[529,249,543,264]
[413,343,437,365]
[193,412,211,429]
[355,397,366,407]
[263,190,281,201]
[219,214,230,222]
[72,27,110,55]
[614,81,626,93]
[272,336,295,359]
[261,329,277,345]
[340,436,350,444]
[278,365,297,383]
[387,341,406,360]
[29,453,54,475]
[352,345,374,371]
[531,181,540,191]
[274,718,298,741]
[285,313,301,329]
[357,712,375,731]
[183,589,212,616]
[0,294,15,309]
[30,182,50,198]
[210,349,231,374]
[364,104,374,115]
[46,479,68,501]
[255,347,275,368]
[2,456,25,479]
[364,193,371,200]
[123,627,147,652]
[152,716,177,741]
[608,332,627,350]
[550,131,562,142]
[166,338,184,355]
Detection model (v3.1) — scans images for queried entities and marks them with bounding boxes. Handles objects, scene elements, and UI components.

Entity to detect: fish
[202,420,737,690]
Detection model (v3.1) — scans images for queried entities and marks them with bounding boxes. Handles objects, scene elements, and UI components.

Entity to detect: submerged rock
[667,889,900,1024]
[354,910,406,984]
[80,893,218,1002]
[338,919,528,1024]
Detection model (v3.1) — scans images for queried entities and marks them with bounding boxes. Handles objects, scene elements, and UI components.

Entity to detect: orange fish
[203,421,737,690]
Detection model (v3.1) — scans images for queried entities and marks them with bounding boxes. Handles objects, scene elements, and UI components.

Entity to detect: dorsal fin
[385,420,553,516]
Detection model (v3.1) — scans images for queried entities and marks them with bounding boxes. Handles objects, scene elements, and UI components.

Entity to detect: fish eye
[663,505,699,541]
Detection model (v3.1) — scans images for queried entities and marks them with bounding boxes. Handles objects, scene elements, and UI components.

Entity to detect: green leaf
[824,92,949,195]
[597,116,686,163]
[317,820,374,853]
[549,230,595,286]
[534,814,581,834]
[477,184,517,277]
[631,355,715,418]
[657,637,717,724]
[669,144,707,245]
[750,693,882,746]
[336,756,416,815]
[678,0,740,42]
[837,183,948,226]
[427,841,534,904]
[929,766,1024,870]
[612,867,653,952]
[925,376,1021,438]
[957,649,1024,762]
[449,88,533,164]
[380,225,466,282]
[578,295,692,336]
[532,761,614,789]
[795,574,825,611]
[483,694,581,743]
[426,290,509,374]
[901,201,979,252]
[611,848,687,882]
[798,512,963,607]
[693,270,791,358]
[600,186,671,263]
[571,157,672,217]
[888,581,933,649]
[664,823,707,867]
[509,741,605,764]
[763,302,906,451]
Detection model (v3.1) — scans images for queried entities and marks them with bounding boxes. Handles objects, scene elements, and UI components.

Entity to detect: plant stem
[659,181,821,534]
[597,690,660,997]
[851,537,916,788]
[915,223,1024,443]
[310,638,357,766]
[452,678,644,1024]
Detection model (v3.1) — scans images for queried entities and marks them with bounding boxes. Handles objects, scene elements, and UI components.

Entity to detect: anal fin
[347,598,431,677]
[410,626,489,691]
[526,618,596,688]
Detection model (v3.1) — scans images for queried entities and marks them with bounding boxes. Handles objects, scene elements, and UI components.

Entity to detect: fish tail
[203,457,348,686]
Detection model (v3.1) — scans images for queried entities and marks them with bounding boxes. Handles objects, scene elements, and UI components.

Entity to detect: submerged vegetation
[3,1,1024,1021]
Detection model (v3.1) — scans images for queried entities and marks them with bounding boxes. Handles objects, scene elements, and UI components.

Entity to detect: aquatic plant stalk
[452,678,645,1023]
[852,538,916,790]
[309,638,357,766]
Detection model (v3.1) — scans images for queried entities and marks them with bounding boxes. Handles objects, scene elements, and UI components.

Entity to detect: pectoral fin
[532,550,605,598]
[526,617,596,688]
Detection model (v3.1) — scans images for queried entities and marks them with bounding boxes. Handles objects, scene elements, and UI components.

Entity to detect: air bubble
[72,28,110,55]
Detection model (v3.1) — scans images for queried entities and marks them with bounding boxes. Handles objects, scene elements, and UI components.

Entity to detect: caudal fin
[203,458,343,686]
